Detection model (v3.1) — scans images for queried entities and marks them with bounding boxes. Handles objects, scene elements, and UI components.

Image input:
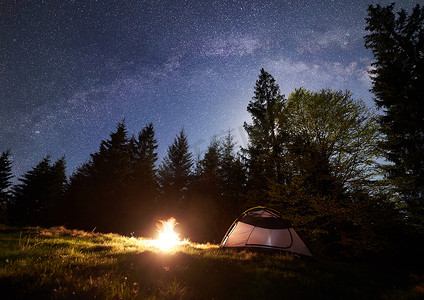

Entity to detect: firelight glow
[156,217,180,251]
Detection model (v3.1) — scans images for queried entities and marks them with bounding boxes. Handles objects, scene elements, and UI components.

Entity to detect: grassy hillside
[0,226,422,299]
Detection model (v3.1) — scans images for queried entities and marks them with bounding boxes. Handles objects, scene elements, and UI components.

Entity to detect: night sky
[0,0,417,179]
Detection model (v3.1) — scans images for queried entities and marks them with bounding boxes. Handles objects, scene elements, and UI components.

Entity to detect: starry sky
[0,0,418,179]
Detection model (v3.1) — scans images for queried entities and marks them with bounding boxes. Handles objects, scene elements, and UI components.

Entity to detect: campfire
[155,217,181,251]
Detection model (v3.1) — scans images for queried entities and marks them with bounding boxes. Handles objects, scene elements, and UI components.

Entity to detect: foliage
[127,123,159,234]
[0,226,422,299]
[157,129,193,210]
[0,150,13,223]
[128,122,158,199]
[2,55,423,261]
[65,121,158,234]
[243,68,285,203]
[283,88,380,195]
[365,3,424,229]
[10,156,66,227]
[0,150,13,204]
[266,88,381,256]
[188,133,245,242]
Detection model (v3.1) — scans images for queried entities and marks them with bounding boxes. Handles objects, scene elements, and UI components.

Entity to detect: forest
[1,3,423,262]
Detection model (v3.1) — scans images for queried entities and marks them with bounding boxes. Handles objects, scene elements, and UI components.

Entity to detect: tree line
[0,3,423,260]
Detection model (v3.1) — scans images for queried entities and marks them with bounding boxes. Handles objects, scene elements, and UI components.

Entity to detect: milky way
[0,0,417,178]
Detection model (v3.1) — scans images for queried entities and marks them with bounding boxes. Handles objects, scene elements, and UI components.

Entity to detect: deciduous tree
[268,88,381,256]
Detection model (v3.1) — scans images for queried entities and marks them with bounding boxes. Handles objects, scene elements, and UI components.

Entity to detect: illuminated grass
[0,226,421,299]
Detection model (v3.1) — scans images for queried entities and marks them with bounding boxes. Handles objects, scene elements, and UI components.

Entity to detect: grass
[0,225,423,299]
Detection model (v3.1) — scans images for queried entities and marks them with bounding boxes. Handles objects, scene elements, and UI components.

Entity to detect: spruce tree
[11,156,67,226]
[127,123,158,234]
[65,161,94,230]
[218,131,244,215]
[66,121,160,234]
[129,123,158,196]
[0,150,13,205]
[199,137,221,186]
[190,138,223,240]
[243,68,285,203]
[90,121,131,232]
[365,4,424,227]
[158,129,193,210]
[66,121,132,232]
[0,150,13,223]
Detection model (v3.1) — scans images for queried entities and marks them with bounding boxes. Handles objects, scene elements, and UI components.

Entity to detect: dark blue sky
[0,0,417,178]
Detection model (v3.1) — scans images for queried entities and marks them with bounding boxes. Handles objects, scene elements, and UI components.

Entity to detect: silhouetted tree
[217,131,245,216]
[127,123,158,234]
[65,161,95,230]
[199,137,221,187]
[11,156,66,227]
[66,121,161,234]
[0,150,13,223]
[129,123,158,199]
[365,3,424,228]
[243,68,285,204]
[158,129,193,212]
[189,138,222,241]
[91,121,131,232]
[187,132,246,242]
[65,121,130,232]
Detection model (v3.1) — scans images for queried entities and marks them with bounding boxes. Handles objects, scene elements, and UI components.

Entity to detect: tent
[220,207,312,257]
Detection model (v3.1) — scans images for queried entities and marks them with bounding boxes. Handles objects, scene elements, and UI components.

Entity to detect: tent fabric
[220,207,312,257]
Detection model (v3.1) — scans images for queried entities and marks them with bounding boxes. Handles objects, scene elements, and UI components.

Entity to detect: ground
[0,225,422,299]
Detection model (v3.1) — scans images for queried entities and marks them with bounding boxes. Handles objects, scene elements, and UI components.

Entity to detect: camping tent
[220,207,312,257]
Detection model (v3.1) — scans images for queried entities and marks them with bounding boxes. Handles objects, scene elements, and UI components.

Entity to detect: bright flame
[156,217,180,251]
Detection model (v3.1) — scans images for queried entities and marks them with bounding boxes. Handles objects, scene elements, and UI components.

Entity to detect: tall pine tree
[0,150,13,223]
[129,123,158,198]
[365,4,424,228]
[127,123,158,234]
[218,131,245,216]
[66,121,132,232]
[189,137,222,241]
[243,68,285,204]
[158,129,193,212]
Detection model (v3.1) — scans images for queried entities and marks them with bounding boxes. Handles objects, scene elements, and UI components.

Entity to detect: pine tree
[188,132,246,241]
[218,131,245,215]
[127,123,158,234]
[199,137,221,187]
[129,123,158,197]
[66,121,161,234]
[91,121,131,183]
[158,129,193,210]
[365,4,424,228]
[243,68,285,203]
[189,138,223,241]
[66,121,132,232]
[0,150,13,223]
[65,161,95,230]
[90,121,131,232]
[11,156,67,226]
[45,157,67,225]
[0,150,13,204]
